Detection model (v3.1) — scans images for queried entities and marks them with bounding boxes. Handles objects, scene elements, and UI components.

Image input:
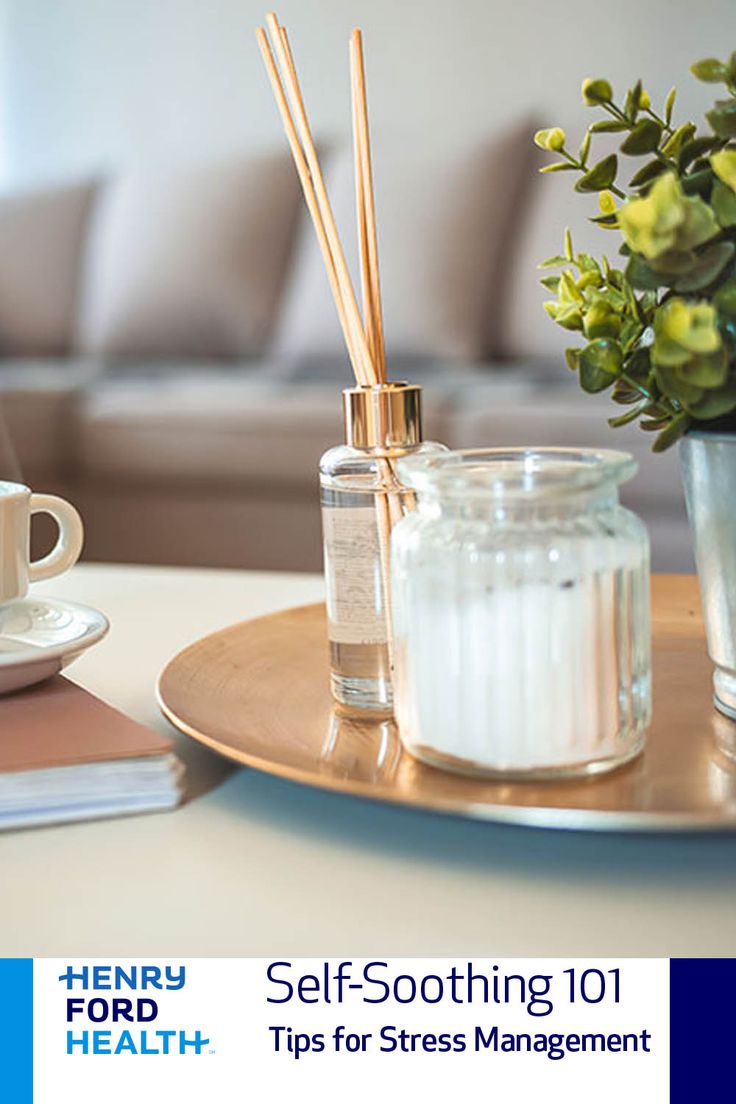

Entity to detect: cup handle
[28,494,84,583]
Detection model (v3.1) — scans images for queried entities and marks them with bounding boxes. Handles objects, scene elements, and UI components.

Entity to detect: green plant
[536,54,736,450]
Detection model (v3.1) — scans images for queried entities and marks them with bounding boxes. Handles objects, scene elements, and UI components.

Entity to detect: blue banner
[0,958,33,1104]
[670,958,735,1101]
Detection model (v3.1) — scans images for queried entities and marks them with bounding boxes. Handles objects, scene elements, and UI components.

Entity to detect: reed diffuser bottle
[257,15,443,707]
[321,382,445,712]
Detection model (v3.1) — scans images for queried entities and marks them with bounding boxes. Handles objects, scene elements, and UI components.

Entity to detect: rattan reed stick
[347,25,400,622]
[255,28,367,384]
[350,28,386,382]
[263,13,375,386]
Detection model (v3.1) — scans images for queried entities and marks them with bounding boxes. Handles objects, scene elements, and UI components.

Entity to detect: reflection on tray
[711,715,736,802]
[321,709,402,783]
[158,593,736,830]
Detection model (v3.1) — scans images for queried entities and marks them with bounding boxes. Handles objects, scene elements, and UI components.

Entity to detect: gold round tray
[157,575,736,832]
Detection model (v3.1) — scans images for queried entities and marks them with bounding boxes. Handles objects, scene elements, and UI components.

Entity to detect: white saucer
[0,596,109,695]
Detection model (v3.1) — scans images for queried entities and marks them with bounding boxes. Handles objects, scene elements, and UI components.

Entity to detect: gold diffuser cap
[343,382,422,449]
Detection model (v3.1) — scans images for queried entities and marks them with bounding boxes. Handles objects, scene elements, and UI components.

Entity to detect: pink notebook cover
[0,677,173,772]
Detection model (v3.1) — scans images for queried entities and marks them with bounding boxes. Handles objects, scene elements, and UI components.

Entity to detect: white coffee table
[1,562,735,956]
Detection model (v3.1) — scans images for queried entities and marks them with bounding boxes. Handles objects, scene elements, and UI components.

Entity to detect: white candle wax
[394,563,637,773]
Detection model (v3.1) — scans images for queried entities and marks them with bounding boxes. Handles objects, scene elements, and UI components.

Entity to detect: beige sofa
[0,124,691,572]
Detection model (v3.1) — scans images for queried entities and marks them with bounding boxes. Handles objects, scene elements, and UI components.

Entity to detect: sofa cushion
[0,359,102,476]
[0,181,95,356]
[444,378,692,571]
[445,380,686,512]
[0,406,19,481]
[72,368,451,489]
[75,153,301,359]
[272,121,536,364]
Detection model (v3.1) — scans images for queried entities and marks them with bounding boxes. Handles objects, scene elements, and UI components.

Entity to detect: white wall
[0,0,732,187]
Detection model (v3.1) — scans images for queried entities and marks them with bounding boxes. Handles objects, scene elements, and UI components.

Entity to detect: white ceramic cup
[0,481,84,605]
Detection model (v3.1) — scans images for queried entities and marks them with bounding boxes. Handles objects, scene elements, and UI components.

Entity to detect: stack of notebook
[0,677,184,829]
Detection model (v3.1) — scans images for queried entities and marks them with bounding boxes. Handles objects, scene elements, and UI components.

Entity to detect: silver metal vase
[680,431,736,755]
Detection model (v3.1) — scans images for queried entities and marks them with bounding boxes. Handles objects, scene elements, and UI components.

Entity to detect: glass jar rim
[397,447,638,500]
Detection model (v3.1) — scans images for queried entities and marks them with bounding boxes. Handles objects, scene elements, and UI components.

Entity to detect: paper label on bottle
[322,505,388,645]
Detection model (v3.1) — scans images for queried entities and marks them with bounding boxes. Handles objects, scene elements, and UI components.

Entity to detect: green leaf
[683,382,736,418]
[677,348,729,389]
[711,148,736,190]
[538,254,568,269]
[681,168,714,198]
[580,363,615,393]
[589,120,628,134]
[652,415,690,452]
[584,300,620,340]
[619,321,645,354]
[679,351,732,395]
[582,78,613,105]
[590,213,619,228]
[534,127,566,151]
[640,416,670,431]
[579,338,623,392]
[565,347,581,371]
[612,386,642,405]
[655,362,704,403]
[662,122,697,158]
[559,268,583,301]
[626,254,663,290]
[626,346,653,380]
[540,275,561,291]
[574,154,618,193]
[664,87,676,126]
[707,99,736,139]
[622,170,719,260]
[564,228,574,261]
[599,190,618,215]
[624,80,643,120]
[678,136,720,172]
[712,180,736,227]
[545,302,583,330]
[629,159,667,189]
[653,299,722,367]
[620,119,662,155]
[576,252,600,273]
[714,277,736,319]
[690,58,727,83]
[649,249,696,276]
[674,242,736,292]
[619,318,641,349]
[540,161,576,173]
[608,401,647,428]
[579,130,592,164]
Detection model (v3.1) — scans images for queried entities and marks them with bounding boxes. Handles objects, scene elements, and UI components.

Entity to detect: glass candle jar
[391,448,651,779]
[320,383,446,712]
